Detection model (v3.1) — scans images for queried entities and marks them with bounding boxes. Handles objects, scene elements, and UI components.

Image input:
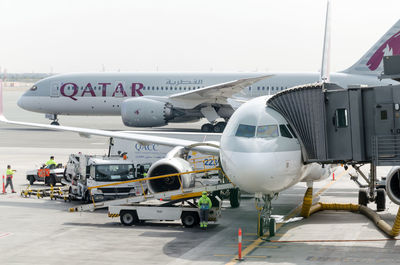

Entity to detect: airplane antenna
[320,0,331,84]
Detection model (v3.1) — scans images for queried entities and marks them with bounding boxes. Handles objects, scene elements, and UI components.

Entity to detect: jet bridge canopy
[267,83,400,166]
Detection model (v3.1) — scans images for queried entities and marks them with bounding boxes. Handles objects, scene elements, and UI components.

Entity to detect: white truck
[64,153,150,202]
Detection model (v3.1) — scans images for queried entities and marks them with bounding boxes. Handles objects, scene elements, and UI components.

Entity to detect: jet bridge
[268,82,400,208]
[267,82,400,166]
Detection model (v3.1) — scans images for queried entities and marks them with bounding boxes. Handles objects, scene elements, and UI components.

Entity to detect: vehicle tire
[269,218,276,237]
[229,188,241,208]
[201,123,213,132]
[50,121,60,126]
[28,175,35,185]
[120,210,139,226]
[49,174,56,187]
[181,211,200,228]
[358,189,368,206]
[376,188,386,212]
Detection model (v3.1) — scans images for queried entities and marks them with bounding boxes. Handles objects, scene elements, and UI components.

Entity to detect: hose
[300,188,400,237]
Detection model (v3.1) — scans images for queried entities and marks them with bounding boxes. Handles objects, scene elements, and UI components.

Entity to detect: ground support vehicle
[26,164,64,186]
[110,196,222,227]
[68,166,237,227]
[63,153,150,202]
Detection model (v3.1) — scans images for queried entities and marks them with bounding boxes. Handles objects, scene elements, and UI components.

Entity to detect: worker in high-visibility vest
[4,165,16,193]
[198,191,212,229]
[45,156,57,167]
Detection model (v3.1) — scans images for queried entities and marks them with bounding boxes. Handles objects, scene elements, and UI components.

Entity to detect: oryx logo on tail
[367,31,400,71]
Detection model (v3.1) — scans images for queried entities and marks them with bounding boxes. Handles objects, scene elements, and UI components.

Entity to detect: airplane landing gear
[255,193,277,237]
[352,163,386,211]
[200,122,227,133]
[46,114,60,126]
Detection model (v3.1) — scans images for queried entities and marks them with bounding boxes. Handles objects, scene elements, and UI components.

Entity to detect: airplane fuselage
[18,72,396,116]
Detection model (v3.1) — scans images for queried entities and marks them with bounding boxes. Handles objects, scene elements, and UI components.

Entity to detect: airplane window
[198,86,200,89]
[262,87,265,90]
[256,125,278,138]
[271,87,274,91]
[180,87,183,90]
[257,87,260,90]
[156,87,159,90]
[30,85,37,91]
[279,125,293,138]
[248,87,250,91]
[175,87,177,90]
[235,124,256,138]
[287,124,297,138]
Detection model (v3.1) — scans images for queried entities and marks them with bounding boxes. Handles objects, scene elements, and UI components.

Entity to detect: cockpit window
[30,85,37,91]
[256,125,279,138]
[279,125,293,138]
[286,124,297,138]
[235,124,256,138]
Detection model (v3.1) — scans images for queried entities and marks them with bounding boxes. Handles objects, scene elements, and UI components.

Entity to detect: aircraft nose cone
[17,95,28,110]
[17,96,25,109]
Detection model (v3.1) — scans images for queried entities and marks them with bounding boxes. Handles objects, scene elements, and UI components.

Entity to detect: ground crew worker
[45,156,56,167]
[4,165,16,193]
[198,191,212,229]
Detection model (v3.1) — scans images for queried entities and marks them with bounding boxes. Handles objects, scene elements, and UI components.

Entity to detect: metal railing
[372,135,400,165]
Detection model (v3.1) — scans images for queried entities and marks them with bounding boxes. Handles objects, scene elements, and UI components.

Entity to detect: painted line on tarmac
[0,232,12,239]
[225,169,347,265]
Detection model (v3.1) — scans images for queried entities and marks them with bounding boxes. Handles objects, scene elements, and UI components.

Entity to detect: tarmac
[1,89,400,264]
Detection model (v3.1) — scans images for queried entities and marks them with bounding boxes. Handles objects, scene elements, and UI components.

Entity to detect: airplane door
[50,82,60,97]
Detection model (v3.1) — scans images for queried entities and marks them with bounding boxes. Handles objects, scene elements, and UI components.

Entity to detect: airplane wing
[0,82,219,155]
[0,115,220,155]
[169,75,273,103]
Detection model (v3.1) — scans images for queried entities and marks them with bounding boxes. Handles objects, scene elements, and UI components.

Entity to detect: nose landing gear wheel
[269,218,276,237]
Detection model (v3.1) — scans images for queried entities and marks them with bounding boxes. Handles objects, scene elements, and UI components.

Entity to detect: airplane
[16,17,400,133]
[2,3,399,236]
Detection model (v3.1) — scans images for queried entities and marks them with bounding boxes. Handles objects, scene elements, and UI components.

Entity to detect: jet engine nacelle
[121,98,174,127]
[386,166,400,205]
[146,157,195,193]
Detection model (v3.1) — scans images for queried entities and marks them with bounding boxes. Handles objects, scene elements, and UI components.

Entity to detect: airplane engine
[121,98,174,127]
[386,166,400,205]
[146,157,195,193]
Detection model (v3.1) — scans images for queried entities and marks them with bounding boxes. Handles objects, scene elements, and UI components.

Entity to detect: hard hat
[202,191,207,195]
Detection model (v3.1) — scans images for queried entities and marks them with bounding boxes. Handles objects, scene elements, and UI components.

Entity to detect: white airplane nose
[220,150,302,194]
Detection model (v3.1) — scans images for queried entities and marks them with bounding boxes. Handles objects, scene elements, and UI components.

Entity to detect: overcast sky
[0,0,399,73]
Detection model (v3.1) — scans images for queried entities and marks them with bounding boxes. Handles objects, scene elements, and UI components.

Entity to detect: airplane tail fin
[341,19,400,76]
[320,0,331,83]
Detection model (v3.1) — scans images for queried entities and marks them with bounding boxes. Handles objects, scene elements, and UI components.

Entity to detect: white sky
[0,0,399,73]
